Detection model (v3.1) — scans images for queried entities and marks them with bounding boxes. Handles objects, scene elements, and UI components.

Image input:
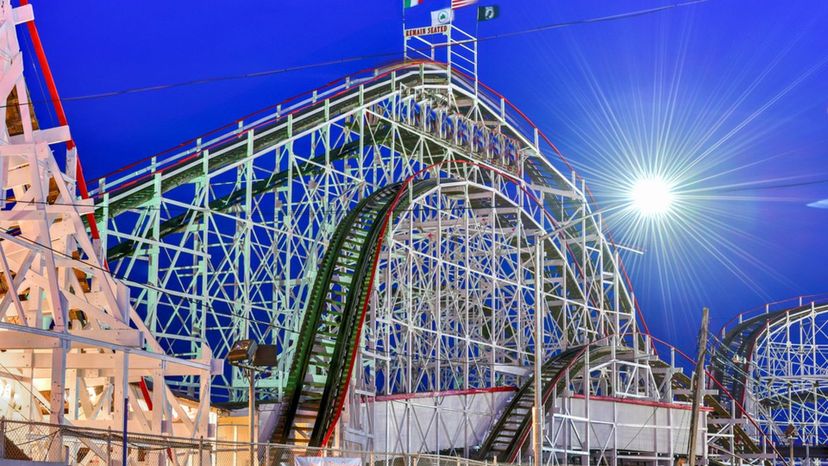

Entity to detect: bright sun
[630,176,674,217]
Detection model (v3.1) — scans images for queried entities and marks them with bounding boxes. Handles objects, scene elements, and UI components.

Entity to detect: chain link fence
[0,419,503,466]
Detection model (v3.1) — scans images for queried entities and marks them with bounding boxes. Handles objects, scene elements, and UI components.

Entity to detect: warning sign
[404,25,449,37]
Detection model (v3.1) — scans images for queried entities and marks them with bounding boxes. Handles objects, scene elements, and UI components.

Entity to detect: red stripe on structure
[373,386,517,402]
[18,0,100,241]
[570,393,714,412]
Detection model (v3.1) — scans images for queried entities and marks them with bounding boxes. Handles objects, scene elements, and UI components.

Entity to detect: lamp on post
[229,340,258,466]
[784,424,797,466]
[228,340,277,466]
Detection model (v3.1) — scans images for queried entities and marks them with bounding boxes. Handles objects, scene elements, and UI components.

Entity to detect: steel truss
[753,302,828,445]
[0,0,213,452]
[716,297,828,464]
[93,53,639,401]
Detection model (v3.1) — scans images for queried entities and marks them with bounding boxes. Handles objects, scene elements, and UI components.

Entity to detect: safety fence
[0,418,504,466]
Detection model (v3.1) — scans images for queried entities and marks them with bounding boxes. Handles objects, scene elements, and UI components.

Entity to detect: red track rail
[86,57,652,346]
[320,159,643,447]
[647,334,789,465]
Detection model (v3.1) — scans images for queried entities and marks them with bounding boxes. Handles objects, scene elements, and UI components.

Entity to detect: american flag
[451,0,478,9]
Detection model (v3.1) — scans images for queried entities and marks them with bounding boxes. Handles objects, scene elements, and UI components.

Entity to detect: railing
[89,61,411,196]
[89,60,576,201]
[718,293,828,337]
[0,418,508,466]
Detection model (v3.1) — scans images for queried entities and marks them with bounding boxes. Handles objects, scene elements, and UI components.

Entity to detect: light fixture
[228,339,277,464]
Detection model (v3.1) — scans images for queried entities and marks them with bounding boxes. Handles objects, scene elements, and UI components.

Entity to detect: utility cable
[2,0,711,110]
[0,226,301,336]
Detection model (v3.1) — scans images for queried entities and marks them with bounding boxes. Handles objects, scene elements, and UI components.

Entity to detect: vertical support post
[249,368,256,466]
[790,439,795,466]
[122,352,129,466]
[49,338,67,462]
[533,239,544,466]
[688,307,709,466]
[434,182,443,454]
[147,173,162,341]
[0,417,5,459]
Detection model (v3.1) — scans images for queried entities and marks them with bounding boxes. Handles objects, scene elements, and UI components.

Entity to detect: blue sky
[26,0,828,354]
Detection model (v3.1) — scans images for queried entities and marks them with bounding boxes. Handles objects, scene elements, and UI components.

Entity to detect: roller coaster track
[94,60,637,332]
[93,60,644,453]
[711,299,828,414]
[105,122,394,261]
[476,344,620,463]
[269,179,438,448]
[261,165,604,451]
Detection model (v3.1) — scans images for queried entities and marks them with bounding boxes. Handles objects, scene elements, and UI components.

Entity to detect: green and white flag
[404,0,423,7]
[431,8,454,26]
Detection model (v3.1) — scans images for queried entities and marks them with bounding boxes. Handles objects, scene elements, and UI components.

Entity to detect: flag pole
[474,7,480,96]
[402,1,406,60]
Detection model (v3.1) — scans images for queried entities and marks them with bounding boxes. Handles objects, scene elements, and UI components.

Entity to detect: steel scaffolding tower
[714,296,828,464]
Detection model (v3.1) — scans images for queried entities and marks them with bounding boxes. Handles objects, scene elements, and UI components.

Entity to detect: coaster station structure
[0,3,799,465]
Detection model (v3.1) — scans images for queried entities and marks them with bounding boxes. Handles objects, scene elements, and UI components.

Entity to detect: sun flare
[629,176,674,217]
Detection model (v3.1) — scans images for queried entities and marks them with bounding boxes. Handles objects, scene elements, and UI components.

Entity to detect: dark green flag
[477,5,500,21]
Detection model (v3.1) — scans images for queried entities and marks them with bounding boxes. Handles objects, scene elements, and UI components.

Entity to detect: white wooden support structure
[0,0,218,454]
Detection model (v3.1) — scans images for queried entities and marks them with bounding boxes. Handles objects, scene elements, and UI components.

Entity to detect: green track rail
[96,69,427,220]
[271,179,439,448]
[105,123,393,261]
[93,61,641,454]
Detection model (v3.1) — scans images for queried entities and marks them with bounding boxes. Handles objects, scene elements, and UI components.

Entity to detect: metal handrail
[0,417,513,466]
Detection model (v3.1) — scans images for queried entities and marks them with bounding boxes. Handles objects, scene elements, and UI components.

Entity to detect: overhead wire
[0,220,610,369]
[2,196,597,222]
[0,0,711,111]
[715,177,828,192]
[474,0,710,44]
[0,226,302,336]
